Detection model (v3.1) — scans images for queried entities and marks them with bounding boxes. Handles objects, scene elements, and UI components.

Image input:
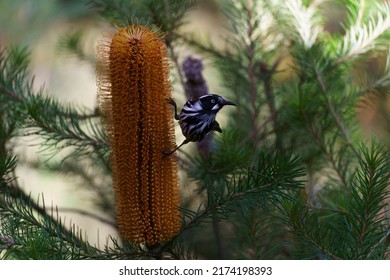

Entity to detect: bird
[163,94,236,156]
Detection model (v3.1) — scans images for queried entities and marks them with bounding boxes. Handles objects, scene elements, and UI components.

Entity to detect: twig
[309,238,341,260]
[306,205,349,215]
[301,108,351,192]
[175,33,234,62]
[162,0,185,91]
[291,218,341,260]
[212,213,228,259]
[244,1,260,146]
[1,183,86,246]
[166,41,186,90]
[0,83,23,102]
[365,223,390,259]
[261,58,283,151]
[355,0,365,28]
[315,68,360,158]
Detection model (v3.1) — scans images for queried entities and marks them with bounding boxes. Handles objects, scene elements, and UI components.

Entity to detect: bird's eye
[211,99,215,103]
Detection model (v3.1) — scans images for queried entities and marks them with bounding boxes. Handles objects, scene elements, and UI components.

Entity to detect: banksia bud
[182,55,214,155]
[183,55,208,100]
[97,25,180,246]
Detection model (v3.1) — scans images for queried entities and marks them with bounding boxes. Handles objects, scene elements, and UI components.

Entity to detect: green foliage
[89,0,197,31]
[348,143,390,259]
[277,142,390,259]
[1,0,389,259]
[183,150,305,225]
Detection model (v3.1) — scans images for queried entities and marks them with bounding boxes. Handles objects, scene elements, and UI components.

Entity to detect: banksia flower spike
[97,25,180,246]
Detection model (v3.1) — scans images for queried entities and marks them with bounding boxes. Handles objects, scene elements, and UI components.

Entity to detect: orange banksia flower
[97,25,180,246]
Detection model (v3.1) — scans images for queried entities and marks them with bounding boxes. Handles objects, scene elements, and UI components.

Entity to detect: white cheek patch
[211,104,220,111]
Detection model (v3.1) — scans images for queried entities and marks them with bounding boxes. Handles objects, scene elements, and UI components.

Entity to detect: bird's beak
[223,99,236,106]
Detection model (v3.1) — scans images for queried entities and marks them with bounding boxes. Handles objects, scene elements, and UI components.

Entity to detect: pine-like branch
[23,94,109,159]
[0,48,109,165]
[348,142,390,259]
[267,0,322,49]
[336,1,390,63]
[179,152,305,236]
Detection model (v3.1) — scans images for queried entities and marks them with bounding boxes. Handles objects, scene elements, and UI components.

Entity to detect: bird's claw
[162,150,174,157]
[166,98,176,106]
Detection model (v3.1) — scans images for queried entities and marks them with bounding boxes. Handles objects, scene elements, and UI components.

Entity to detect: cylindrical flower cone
[97,25,180,246]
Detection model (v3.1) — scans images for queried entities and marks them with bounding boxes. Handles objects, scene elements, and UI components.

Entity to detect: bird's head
[198,94,236,113]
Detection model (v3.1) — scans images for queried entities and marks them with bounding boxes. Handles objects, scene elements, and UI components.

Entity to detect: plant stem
[261,59,283,151]
[1,183,86,246]
[315,68,360,158]
[245,1,260,146]
[212,213,228,259]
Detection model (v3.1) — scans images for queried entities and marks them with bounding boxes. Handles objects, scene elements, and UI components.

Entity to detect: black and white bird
[164,94,236,156]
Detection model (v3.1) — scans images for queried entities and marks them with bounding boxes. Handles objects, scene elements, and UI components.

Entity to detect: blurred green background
[1,0,386,251]
[0,0,113,245]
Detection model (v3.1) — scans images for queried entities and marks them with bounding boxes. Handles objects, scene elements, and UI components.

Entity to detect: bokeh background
[1,0,387,250]
[1,0,114,245]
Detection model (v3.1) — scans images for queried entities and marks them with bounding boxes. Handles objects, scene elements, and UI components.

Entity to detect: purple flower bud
[182,56,208,100]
